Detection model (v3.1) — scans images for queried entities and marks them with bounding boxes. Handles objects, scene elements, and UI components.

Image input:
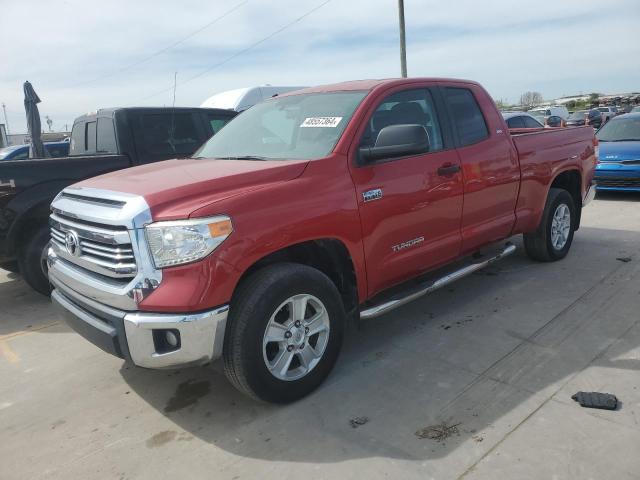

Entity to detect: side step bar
[360,242,516,320]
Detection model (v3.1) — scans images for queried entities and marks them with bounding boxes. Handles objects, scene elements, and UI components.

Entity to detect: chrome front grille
[50,212,137,279]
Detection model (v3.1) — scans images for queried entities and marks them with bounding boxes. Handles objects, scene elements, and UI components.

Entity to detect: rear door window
[506,116,525,128]
[134,113,202,162]
[443,87,489,147]
[523,116,542,128]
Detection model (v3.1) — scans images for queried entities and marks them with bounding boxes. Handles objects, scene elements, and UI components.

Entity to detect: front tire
[18,226,52,295]
[524,188,576,262]
[223,263,345,403]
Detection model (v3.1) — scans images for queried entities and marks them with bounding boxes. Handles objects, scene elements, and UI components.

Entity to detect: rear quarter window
[97,117,118,153]
[444,87,489,146]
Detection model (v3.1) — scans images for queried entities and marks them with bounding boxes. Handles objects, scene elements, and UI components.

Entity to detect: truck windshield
[194,91,367,160]
[597,117,640,142]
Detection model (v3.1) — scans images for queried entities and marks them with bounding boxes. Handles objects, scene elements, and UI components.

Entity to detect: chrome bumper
[51,283,229,369]
[584,181,596,206]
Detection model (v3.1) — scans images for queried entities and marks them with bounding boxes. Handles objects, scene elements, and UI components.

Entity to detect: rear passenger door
[440,85,520,253]
[349,86,464,296]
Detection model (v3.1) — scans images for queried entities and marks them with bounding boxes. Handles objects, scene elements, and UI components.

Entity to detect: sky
[1,0,639,134]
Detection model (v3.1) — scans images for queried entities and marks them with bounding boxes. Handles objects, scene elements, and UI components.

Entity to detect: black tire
[524,188,576,262]
[0,261,19,274]
[17,227,52,295]
[223,263,345,403]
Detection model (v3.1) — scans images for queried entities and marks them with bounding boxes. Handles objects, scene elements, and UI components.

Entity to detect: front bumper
[51,283,229,369]
[595,164,640,191]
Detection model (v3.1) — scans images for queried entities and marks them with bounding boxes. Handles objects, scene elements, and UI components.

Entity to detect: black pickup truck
[0,106,236,293]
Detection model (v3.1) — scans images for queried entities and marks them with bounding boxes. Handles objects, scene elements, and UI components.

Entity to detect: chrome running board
[359,242,516,320]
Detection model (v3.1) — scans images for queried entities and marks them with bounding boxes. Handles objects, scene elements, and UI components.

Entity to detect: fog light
[165,330,179,347]
[152,329,181,354]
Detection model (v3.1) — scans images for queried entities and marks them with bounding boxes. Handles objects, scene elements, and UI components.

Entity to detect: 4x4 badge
[363,188,382,202]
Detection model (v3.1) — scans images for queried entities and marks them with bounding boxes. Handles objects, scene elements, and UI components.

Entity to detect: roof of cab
[72,106,234,123]
[279,77,481,97]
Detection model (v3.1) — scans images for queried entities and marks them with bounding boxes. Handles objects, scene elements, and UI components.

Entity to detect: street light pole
[1,103,10,134]
[398,0,407,77]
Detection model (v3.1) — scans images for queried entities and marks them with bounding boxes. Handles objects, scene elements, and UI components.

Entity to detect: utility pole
[398,0,407,77]
[1,103,9,134]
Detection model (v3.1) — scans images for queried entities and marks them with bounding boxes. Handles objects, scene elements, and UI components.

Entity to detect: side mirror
[359,124,430,162]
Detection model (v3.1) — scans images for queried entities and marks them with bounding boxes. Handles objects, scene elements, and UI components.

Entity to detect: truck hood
[78,158,309,220]
[598,141,640,162]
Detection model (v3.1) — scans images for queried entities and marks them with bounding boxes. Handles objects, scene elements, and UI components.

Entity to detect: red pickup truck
[48,78,597,402]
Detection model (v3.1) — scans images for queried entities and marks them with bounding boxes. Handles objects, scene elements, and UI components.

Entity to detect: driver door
[348,87,464,297]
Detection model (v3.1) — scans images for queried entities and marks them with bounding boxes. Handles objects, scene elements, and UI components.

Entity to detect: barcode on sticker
[300,117,343,128]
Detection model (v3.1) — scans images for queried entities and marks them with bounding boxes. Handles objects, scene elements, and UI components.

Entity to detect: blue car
[595,112,640,192]
[0,141,70,161]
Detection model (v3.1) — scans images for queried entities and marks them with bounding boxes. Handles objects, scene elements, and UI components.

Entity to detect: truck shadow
[119,226,640,463]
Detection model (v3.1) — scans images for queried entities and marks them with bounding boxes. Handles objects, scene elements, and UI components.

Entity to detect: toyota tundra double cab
[49,78,597,403]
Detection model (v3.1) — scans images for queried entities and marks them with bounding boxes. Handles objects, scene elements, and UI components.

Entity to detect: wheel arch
[235,238,360,318]
[548,169,582,229]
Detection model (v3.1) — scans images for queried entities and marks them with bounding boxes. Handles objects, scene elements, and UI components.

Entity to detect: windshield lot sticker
[300,117,343,128]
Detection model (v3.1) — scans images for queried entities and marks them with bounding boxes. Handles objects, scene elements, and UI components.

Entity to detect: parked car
[501,111,544,128]
[597,106,617,123]
[200,86,306,112]
[49,78,597,403]
[631,106,640,113]
[594,112,640,191]
[0,141,70,161]
[0,107,236,293]
[566,110,588,127]
[529,105,570,120]
[545,115,564,128]
[585,109,604,129]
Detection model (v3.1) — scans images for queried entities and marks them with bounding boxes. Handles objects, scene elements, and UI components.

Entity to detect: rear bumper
[51,284,229,369]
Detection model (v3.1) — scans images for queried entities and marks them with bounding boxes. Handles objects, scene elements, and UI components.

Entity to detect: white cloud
[1,0,638,133]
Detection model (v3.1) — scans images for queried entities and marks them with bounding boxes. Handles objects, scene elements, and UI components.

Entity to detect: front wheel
[18,226,52,295]
[223,263,345,403]
[524,188,576,262]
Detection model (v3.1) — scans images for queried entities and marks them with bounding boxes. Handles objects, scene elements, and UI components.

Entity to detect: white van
[200,86,306,112]
[528,105,570,120]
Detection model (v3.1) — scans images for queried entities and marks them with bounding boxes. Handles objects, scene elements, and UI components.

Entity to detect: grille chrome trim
[48,187,162,311]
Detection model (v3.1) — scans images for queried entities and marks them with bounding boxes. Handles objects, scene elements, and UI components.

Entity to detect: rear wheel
[524,188,576,262]
[223,263,345,403]
[18,226,52,295]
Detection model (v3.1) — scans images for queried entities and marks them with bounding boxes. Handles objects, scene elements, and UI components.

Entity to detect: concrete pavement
[1,192,639,480]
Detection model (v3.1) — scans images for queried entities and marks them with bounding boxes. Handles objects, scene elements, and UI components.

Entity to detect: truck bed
[509,126,596,233]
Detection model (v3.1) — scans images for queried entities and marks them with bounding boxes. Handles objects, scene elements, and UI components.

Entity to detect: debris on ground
[471,434,484,443]
[415,421,461,441]
[571,391,618,410]
[616,257,632,263]
[349,416,369,428]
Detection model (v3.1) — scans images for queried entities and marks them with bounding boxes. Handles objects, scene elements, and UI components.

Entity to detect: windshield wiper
[219,155,269,161]
[606,139,640,142]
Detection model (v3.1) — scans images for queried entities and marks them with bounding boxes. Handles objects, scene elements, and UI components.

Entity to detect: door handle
[437,164,461,176]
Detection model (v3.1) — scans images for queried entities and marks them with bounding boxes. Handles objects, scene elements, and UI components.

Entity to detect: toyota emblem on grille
[64,230,81,257]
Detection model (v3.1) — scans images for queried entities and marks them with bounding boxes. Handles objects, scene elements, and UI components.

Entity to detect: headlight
[145,216,233,268]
